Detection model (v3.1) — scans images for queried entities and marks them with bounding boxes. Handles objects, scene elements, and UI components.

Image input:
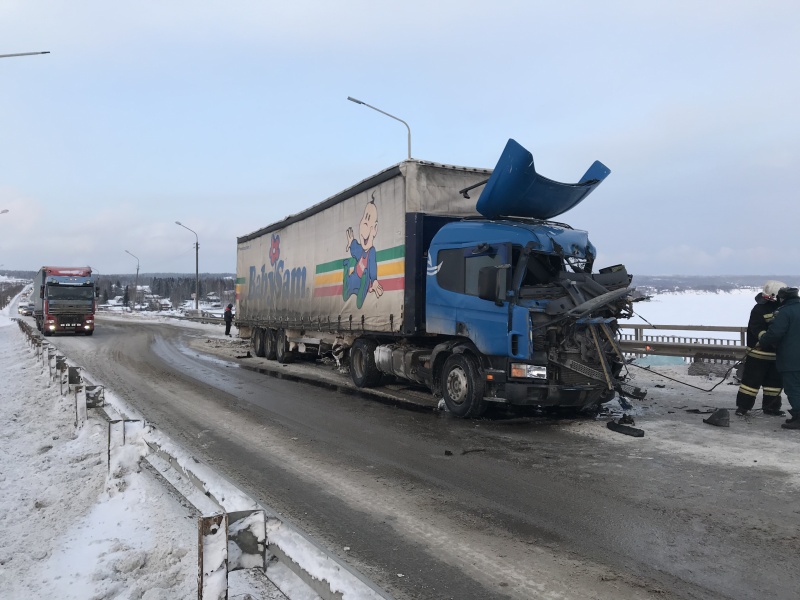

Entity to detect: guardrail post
[74,384,87,428]
[85,385,105,408]
[55,356,68,393]
[107,419,144,473]
[68,366,83,393]
[198,514,228,600]
[197,509,266,600]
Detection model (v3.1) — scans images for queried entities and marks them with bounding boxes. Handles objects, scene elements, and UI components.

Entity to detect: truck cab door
[426,243,510,356]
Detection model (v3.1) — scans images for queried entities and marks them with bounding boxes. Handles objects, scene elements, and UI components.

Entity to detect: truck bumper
[487,380,608,409]
[44,316,94,334]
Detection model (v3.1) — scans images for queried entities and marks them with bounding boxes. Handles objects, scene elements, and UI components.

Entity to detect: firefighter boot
[762,393,784,416]
[781,410,800,430]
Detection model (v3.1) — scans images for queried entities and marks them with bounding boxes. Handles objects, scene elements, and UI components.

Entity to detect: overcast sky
[2,1,798,277]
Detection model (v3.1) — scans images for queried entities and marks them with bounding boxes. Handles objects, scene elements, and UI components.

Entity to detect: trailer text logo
[249,234,307,302]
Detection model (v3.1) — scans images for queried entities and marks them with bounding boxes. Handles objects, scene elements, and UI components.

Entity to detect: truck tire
[85,330,94,336]
[252,328,266,357]
[350,338,381,388]
[441,353,486,418]
[275,329,294,364]
[264,329,277,360]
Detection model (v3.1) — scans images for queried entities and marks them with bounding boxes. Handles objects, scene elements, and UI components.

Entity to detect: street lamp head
[175,220,182,225]
[347,96,412,160]
[0,209,8,215]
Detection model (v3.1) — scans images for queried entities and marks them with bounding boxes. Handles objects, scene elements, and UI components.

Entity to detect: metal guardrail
[618,324,747,359]
[171,317,750,360]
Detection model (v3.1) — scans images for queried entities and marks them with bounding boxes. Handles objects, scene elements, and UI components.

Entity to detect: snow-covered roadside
[0,300,286,599]
[0,316,197,597]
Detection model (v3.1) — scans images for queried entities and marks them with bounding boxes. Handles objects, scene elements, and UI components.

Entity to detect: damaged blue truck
[236,139,645,417]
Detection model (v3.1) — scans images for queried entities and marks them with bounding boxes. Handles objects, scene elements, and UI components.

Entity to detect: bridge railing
[618,324,747,359]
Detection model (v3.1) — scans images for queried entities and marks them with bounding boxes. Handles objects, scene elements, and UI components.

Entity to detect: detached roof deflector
[476,139,610,220]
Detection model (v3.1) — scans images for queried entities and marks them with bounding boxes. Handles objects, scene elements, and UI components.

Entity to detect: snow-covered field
[1,283,798,599]
[629,288,758,327]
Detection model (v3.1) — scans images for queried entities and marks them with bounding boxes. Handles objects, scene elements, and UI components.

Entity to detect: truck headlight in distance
[510,363,547,379]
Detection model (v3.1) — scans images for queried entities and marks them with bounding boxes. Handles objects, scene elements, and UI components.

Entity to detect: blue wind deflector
[476,139,610,220]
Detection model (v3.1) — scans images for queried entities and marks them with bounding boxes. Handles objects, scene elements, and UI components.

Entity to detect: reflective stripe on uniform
[748,348,776,360]
[738,384,759,397]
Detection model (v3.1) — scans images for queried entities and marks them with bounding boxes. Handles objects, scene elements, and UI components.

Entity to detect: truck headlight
[510,363,547,379]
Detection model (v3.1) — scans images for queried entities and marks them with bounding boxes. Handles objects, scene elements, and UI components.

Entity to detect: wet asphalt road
[47,318,800,600]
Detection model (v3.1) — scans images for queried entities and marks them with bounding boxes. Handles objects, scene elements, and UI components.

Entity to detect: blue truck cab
[402,139,644,416]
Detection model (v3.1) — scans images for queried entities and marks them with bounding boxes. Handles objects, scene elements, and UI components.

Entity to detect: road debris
[607,416,645,437]
[703,408,730,427]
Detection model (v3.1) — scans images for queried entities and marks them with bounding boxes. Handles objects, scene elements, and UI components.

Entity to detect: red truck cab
[33,266,97,336]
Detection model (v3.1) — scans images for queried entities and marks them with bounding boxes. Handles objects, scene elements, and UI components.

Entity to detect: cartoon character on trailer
[343,197,384,308]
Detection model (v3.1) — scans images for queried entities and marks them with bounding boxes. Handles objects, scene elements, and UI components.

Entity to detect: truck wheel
[85,330,94,336]
[350,338,381,388]
[252,328,266,357]
[441,354,486,418]
[264,329,277,360]
[275,329,294,364]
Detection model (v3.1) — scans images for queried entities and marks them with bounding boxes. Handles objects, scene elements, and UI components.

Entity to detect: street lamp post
[347,96,412,160]
[125,250,140,311]
[175,221,199,311]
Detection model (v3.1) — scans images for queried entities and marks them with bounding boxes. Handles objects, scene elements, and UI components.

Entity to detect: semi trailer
[33,266,96,336]
[235,139,644,417]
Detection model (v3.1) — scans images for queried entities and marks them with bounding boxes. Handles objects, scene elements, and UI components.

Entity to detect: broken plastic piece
[703,408,730,427]
[607,421,645,437]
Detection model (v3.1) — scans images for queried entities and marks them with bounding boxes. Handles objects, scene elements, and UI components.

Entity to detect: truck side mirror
[478,265,511,305]
[478,267,500,304]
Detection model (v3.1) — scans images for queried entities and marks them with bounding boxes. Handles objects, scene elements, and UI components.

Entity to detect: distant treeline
[1,271,235,307]
[631,275,799,295]
[96,274,235,307]
[0,281,26,310]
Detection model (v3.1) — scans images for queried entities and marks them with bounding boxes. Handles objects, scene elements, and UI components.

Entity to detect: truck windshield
[47,286,95,300]
[512,246,564,287]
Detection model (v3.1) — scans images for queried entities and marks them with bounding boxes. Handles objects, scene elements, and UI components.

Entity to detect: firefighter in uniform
[735,280,787,416]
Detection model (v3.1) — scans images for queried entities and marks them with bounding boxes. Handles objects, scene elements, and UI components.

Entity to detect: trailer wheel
[252,328,266,357]
[275,329,294,364]
[441,354,486,418]
[350,338,381,388]
[264,328,277,360]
